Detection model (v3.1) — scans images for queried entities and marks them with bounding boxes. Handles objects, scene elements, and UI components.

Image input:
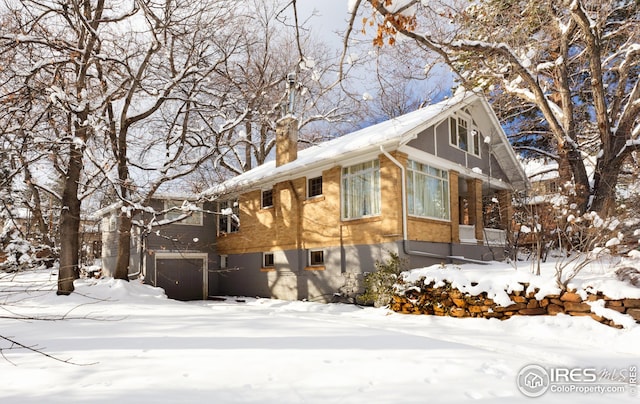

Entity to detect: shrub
[357,252,407,307]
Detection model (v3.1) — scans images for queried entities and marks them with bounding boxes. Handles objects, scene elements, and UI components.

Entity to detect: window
[471,129,480,156]
[309,250,324,266]
[341,159,381,219]
[262,189,273,208]
[218,200,239,234]
[263,252,274,268]
[308,176,323,198]
[165,200,203,226]
[220,255,228,269]
[407,160,450,220]
[450,116,468,151]
[103,215,117,232]
[450,116,481,156]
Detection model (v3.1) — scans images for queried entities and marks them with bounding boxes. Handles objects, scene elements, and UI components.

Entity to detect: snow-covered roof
[203,91,527,198]
[522,159,560,182]
[91,192,199,219]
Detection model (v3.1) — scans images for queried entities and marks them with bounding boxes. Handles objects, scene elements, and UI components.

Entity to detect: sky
[295,1,455,106]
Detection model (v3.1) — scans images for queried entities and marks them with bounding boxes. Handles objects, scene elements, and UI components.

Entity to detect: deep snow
[1,262,638,404]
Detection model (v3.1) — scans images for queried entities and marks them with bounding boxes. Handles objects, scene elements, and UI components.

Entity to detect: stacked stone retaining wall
[391,280,640,328]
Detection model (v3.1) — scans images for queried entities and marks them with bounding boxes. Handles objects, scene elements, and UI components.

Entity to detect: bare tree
[349,0,640,218]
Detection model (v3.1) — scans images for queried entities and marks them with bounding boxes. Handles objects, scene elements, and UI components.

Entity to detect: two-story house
[203,91,528,302]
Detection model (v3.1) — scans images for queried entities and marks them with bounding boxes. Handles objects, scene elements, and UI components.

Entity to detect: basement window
[308,250,324,266]
[263,252,274,268]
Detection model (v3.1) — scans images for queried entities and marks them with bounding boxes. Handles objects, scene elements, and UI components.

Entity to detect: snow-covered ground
[1,261,638,404]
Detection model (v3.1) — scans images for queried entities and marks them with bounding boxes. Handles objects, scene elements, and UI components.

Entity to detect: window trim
[341,159,381,220]
[261,189,274,209]
[407,160,450,221]
[449,114,481,157]
[308,249,324,266]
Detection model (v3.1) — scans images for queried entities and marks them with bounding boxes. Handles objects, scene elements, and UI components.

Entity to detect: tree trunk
[589,157,622,217]
[57,148,83,295]
[557,143,591,212]
[113,212,132,281]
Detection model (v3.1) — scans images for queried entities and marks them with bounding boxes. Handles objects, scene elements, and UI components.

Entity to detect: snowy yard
[1,262,639,404]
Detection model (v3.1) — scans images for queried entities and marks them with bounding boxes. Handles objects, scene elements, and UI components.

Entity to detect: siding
[142,200,217,293]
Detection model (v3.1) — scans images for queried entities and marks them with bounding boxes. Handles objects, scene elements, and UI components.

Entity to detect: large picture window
[341,159,381,219]
[407,160,450,220]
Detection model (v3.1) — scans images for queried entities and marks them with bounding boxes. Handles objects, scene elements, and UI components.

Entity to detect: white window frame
[449,114,481,157]
[164,200,203,226]
[308,249,324,267]
[219,255,228,269]
[341,159,381,220]
[407,160,450,221]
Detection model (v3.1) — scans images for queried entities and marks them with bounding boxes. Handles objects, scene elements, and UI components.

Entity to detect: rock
[468,305,489,313]
[518,308,547,315]
[560,292,583,303]
[539,298,549,308]
[449,290,463,299]
[452,298,467,308]
[512,295,527,303]
[494,302,527,312]
[449,307,467,317]
[605,306,626,313]
[563,302,591,312]
[626,309,640,322]
[547,304,565,315]
[527,300,539,309]
[567,311,591,317]
[623,299,640,309]
[605,300,623,307]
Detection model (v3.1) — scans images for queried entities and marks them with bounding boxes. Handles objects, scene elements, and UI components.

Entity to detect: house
[203,90,529,302]
[96,196,217,300]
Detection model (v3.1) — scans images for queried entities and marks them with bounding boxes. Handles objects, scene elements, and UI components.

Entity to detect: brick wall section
[391,281,640,329]
[218,152,485,256]
[218,152,408,255]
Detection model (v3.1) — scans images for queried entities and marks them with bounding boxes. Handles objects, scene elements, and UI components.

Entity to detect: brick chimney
[275,115,298,167]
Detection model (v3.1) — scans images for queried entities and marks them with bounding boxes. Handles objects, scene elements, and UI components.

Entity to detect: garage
[155,253,208,301]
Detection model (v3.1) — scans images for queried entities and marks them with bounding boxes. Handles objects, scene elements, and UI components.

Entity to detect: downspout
[380,146,488,265]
